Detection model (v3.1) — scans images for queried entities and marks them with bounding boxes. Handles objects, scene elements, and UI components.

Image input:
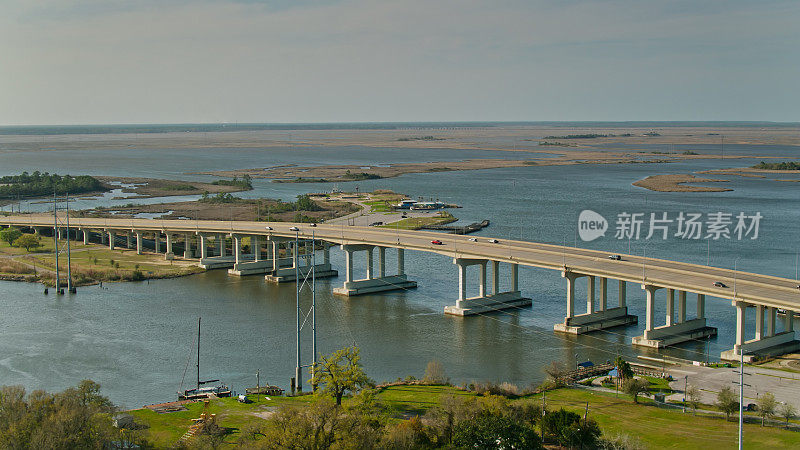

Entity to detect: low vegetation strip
[752,161,800,171]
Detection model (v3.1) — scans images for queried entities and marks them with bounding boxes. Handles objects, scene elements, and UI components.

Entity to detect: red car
[431,240,444,245]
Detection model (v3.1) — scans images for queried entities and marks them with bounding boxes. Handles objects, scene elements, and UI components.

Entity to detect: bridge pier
[555,273,636,334]
[445,259,529,316]
[200,234,235,268]
[107,231,116,250]
[135,232,143,255]
[721,303,800,362]
[183,233,193,258]
[154,232,161,253]
[266,239,337,282]
[333,245,412,295]
[82,229,90,245]
[229,235,275,276]
[633,287,716,348]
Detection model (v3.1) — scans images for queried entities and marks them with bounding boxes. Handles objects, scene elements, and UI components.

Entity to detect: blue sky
[1,0,798,125]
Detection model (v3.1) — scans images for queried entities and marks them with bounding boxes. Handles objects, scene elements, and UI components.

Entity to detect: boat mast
[197,317,201,391]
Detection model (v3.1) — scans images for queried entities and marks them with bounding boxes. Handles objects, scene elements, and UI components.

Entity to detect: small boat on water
[178,317,231,401]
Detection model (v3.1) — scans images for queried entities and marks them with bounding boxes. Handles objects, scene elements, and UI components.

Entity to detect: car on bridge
[608,254,622,260]
[468,237,477,242]
[431,239,444,245]
[713,281,727,288]
[488,239,499,243]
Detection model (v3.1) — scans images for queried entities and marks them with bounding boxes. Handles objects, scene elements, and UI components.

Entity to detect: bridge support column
[678,291,686,323]
[199,234,209,259]
[755,305,765,340]
[767,307,776,337]
[334,244,411,295]
[233,235,242,264]
[108,231,116,250]
[555,273,636,334]
[634,285,716,348]
[165,234,173,255]
[697,294,705,319]
[218,234,226,256]
[619,280,626,307]
[126,232,132,249]
[154,233,160,253]
[722,306,800,362]
[252,236,260,262]
[82,229,90,245]
[135,232,143,255]
[183,233,193,258]
[445,258,529,316]
[598,277,607,312]
[265,238,337,281]
[398,249,405,275]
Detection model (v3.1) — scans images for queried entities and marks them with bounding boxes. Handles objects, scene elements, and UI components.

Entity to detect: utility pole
[65,193,73,293]
[311,230,317,391]
[197,317,201,392]
[683,375,688,413]
[541,391,546,442]
[738,349,744,450]
[53,192,59,293]
[295,230,301,392]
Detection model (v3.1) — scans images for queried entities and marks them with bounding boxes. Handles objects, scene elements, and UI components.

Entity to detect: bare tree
[423,360,448,385]
[779,402,797,428]
[716,386,738,421]
[686,384,701,414]
[756,392,777,426]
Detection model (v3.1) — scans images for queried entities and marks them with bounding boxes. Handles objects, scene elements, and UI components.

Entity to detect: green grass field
[379,211,456,230]
[126,385,800,449]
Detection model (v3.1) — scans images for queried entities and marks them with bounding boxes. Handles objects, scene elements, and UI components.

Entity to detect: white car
[468,237,477,242]
[488,239,499,243]
[265,226,273,231]
[289,226,299,231]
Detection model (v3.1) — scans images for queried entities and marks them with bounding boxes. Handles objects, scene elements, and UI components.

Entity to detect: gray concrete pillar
[678,291,687,323]
[478,261,487,298]
[59,228,66,240]
[345,250,354,283]
[458,263,467,305]
[135,232,143,255]
[200,235,208,259]
[324,244,330,265]
[766,307,776,337]
[126,232,132,249]
[397,248,405,276]
[154,233,161,253]
[697,294,705,319]
[755,305,764,340]
[599,277,607,311]
[491,261,500,295]
[586,275,595,314]
[366,247,374,279]
[108,231,115,250]
[378,247,386,278]
[82,229,90,245]
[272,241,279,271]
[166,234,173,254]
[184,234,192,258]
[101,231,107,244]
[735,301,746,352]
[619,280,626,307]
[666,288,675,326]
[785,310,795,333]
[511,263,518,291]
[252,236,260,262]
[218,234,226,256]
[234,235,242,264]
[644,285,657,332]
[565,273,576,319]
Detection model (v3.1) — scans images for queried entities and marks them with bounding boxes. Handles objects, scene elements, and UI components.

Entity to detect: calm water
[0,129,799,408]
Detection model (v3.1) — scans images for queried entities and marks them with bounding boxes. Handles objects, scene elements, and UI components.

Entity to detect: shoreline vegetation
[635,161,800,192]
[13,347,795,448]
[196,150,768,184]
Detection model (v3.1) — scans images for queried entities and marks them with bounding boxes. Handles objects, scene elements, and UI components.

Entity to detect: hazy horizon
[2,0,798,125]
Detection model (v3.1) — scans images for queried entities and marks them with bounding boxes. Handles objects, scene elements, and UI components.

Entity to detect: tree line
[0,171,106,199]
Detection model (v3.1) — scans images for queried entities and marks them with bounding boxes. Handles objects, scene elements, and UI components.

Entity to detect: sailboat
[178,317,231,400]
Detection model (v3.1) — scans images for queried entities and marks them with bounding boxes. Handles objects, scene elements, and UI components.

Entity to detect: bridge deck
[3,215,799,311]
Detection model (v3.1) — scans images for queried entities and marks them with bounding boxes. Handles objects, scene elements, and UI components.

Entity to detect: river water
[0,128,798,408]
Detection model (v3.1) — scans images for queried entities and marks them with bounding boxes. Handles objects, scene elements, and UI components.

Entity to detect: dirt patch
[632,174,733,192]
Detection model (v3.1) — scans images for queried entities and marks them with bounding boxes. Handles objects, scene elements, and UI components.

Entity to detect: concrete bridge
[3,215,799,362]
